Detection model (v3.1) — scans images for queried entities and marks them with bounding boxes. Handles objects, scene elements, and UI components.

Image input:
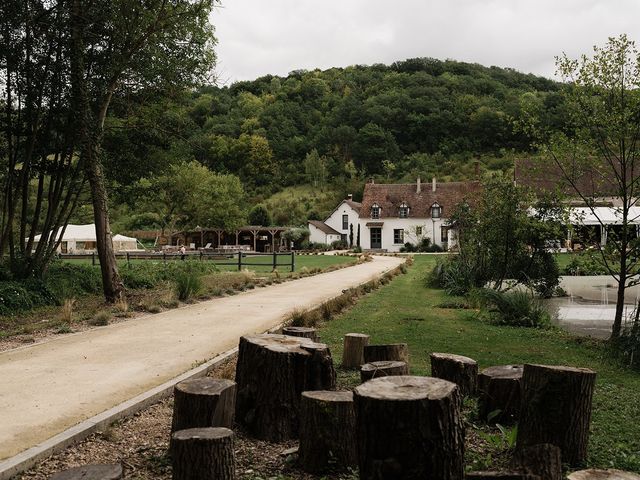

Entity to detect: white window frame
[393,228,404,244]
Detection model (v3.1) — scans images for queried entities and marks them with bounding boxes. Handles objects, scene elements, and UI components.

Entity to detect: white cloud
[211,0,640,83]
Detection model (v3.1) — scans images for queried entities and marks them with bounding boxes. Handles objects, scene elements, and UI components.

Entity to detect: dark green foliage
[563,253,610,276]
[614,319,640,370]
[426,257,485,296]
[248,204,271,226]
[471,288,551,328]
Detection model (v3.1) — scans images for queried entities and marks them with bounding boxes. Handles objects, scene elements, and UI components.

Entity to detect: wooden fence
[58,251,296,272]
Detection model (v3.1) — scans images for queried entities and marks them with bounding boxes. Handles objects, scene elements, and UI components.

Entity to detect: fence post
[163,252,166,264]
[92,252,95,266]
[126,252,130,267]
[273,251,277,271]
[200,250,203,262]
[238,250,242,271]
[291,251,295,272]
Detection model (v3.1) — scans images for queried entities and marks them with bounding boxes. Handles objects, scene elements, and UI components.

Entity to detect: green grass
[62,253,357,273]
[320,256,640,472]
[555,252,577,271]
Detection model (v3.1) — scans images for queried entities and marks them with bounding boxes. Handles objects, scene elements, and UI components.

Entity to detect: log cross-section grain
[354,375,464,480]
[567,469,640,480]
[516,364,596,466]
[465,472,541,479]
[299,390,357,473]
[510,443,562,480]
[360,361,408,382]
[235,334,337,441]
[430,352,478,397]
[171,427,234,480]
[342,333,370,368]
[283,326,319,341]
[478,365,523,424]
[171,378,236,434]
[363,343,409,364]
[49,464,123,480]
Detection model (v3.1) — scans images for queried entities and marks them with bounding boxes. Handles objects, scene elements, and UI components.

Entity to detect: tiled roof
[344,199,362,212]
[360,180,481,219]
[308,220,341,235]
[515,157,622,197]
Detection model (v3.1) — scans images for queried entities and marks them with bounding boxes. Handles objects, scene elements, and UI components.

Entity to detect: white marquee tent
[32,224,140,254]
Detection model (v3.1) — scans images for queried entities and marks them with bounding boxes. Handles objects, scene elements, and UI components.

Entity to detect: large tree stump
[354,376,464,480]
[342,333,370,368]
[516,364,596,466]
[299,390,357,473]
[430,352,478,397]
[478,365,523,424]
[235,334,336,441]
[171,427,234,480]
[360,361,408,382]
[567,469,640,480]
[363,343,409,364]
[171,378,236,434]
[510,443,562,480]
[49,464,123,480]
[466,473,540,479]
[283,326,319,341]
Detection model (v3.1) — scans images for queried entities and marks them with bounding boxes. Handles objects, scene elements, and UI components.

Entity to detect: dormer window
[431,202,442,219]
[371,203,380,219]
[399,202,409,218]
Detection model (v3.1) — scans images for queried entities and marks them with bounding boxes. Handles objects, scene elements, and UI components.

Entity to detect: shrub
[614,318,640,370]
[563,253,609,276]
[472,288,551,328]
[427,257,484,296]
[174,270,203,301]
[400,242,417,253]
[89,311,111,326]
[0,282,35,315]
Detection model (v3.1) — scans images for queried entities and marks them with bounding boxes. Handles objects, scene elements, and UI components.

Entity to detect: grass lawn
[320,255,640,472]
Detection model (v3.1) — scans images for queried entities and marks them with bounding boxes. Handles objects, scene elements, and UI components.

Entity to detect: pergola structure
[172,226,290,252]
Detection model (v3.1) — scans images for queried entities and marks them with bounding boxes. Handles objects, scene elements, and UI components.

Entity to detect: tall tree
[530,35,640,339]
[68,0,217,302]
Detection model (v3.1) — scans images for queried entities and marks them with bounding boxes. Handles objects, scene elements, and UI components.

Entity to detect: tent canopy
[569,207,640,226]
[33,224,137,242]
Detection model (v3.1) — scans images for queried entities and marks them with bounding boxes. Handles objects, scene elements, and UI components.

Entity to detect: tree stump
[567,469,640,480]
[171,378,236,434]
[342,333,370,368]
[466,472,540,479]
[235,334,336,441]
[299,390,357,473]
[171,427,234,480]
[430,352,478,397]
[510,443,562,480]
[360,361,408,382]
[478,365,523,424]
[516,364,596,466]
[283,326,319,341]
[354,376,464,480]
[49,464,123,480]
[363,343,409,364]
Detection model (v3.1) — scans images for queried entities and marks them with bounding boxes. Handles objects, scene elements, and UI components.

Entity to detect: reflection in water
[545,276,640,339]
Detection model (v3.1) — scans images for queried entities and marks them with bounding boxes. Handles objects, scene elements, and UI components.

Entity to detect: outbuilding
[32,224,140,254]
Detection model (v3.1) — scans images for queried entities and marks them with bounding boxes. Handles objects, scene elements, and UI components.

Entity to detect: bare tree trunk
[69,0,123,302]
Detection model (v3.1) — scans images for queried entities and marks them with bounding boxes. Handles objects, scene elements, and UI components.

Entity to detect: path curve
[0,255,402,460]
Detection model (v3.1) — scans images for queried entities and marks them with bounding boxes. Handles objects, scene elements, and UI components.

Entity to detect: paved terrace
[0,255,402,461]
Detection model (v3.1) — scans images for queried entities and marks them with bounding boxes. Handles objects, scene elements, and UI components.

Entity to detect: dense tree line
[103,57,569,219]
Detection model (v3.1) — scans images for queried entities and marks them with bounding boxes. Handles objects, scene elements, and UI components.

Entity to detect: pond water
[545,276,640,338]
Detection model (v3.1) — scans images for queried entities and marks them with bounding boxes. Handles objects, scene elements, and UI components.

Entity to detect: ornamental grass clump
[471,288,551,328]
[174,270,203,301]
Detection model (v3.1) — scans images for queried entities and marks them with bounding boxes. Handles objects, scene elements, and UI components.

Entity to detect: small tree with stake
[522,35,640,340]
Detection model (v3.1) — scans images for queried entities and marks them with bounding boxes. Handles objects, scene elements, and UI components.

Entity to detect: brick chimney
[416,177,421,194]
[432,177,437,192]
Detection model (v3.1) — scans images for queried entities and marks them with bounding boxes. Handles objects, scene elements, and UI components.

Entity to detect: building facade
[309,178,480,252]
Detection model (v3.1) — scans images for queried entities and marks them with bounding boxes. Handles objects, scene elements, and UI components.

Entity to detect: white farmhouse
[309,178,480,252]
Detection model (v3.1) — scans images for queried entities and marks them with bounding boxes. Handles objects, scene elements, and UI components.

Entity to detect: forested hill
[104,57,567,214]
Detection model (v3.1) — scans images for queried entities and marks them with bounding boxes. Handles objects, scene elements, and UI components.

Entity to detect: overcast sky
[210,0,640,85]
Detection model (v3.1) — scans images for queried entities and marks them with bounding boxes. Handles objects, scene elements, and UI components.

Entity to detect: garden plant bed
[0,254,364,352]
